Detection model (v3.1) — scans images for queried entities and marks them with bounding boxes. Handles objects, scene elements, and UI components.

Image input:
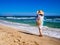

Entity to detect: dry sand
[0,25,60,45]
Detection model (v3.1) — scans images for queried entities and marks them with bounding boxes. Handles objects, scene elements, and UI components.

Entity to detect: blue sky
[0,0,60,16]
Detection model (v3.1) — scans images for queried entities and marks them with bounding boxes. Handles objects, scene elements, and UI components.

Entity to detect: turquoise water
[0,16,60,28]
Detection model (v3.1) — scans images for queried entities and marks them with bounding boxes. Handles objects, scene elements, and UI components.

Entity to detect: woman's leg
[38,26,43,37]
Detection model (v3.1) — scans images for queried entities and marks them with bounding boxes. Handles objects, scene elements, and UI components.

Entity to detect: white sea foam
[6,17,35,19]
[45,18,60,23]
[0,20,60,39]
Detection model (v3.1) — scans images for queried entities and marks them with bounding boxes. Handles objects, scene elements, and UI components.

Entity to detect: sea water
[0,16,60,28]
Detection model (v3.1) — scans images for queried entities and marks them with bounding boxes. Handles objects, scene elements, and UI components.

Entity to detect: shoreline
[0,20,60,39]
[0,24,60,45]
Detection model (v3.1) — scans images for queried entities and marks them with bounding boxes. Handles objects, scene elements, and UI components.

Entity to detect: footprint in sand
[34,41,39,45]
[14,38,21,43]
[23,42,28,45]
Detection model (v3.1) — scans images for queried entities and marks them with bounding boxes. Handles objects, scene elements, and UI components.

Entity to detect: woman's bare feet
[39,35,43,37]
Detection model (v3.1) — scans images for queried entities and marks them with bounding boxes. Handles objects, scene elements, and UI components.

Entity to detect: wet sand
[0,24,60,45]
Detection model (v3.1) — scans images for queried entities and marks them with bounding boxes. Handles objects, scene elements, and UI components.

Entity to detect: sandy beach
[0,0,60,45]
[0,24,60,45]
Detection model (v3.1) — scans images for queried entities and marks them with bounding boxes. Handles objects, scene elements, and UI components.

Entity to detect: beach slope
[0,24,60,45]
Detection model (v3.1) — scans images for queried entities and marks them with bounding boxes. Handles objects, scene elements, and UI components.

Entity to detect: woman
[36,10,44,37]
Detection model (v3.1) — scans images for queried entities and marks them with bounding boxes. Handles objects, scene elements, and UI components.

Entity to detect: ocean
[0,16,60,28]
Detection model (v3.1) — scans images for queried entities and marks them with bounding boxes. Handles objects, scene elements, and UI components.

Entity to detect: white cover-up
[37,15,44,29]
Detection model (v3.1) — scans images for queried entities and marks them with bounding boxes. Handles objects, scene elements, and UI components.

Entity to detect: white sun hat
[37,10,44,15]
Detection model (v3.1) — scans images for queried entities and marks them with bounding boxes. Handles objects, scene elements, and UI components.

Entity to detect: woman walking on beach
[36,10,44,37]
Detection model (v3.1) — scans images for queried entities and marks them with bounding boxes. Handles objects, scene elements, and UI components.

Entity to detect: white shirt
[37,14,44,28]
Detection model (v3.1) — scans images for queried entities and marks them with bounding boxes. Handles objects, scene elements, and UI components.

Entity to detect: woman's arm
[36,15,40,20]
